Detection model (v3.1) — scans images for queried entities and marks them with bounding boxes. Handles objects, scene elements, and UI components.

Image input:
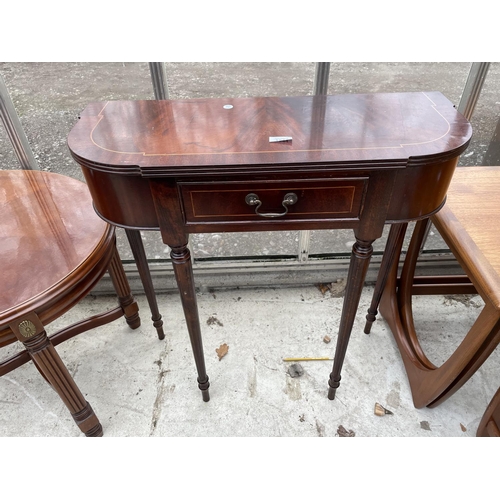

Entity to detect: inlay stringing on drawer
[179,177,369,223]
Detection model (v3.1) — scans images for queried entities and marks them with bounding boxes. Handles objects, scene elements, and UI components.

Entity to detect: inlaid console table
[68,92,472,402]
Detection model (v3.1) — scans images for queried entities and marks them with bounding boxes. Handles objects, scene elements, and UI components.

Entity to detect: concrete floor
[1,284,498,437]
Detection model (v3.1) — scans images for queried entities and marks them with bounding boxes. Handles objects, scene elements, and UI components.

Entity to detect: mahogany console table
[68,92,472,402]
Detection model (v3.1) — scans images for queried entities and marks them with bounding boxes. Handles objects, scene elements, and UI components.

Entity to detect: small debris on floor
[299,414,305,422]
[207,315,224,327]
[316,283,330,295]
[374,402,394,416]
[288,363,304,378]
[420,420,431,431]
[330,278,346,297]
[337,425,355,437]
[316,279,346,298]
[443,294,481,308]
[460,423,467,432]
[216,343,229,360]
[323,335,331,344]
[316,419,326,437]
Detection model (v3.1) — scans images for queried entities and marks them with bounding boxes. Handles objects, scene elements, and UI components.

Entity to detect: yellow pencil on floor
[283,357,332,362]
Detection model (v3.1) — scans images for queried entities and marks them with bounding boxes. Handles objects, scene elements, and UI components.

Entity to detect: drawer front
[180,178,368,223]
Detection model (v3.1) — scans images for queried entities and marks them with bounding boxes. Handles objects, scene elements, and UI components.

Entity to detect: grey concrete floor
[1,284,498,437]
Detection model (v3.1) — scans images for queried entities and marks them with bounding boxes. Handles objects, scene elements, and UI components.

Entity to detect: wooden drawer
[179,178,368,224]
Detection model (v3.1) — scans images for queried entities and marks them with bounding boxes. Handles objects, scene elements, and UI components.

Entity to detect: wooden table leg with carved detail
[9,314,103,437]
[170,241,210,401]
[328,237,374,399]
[150,180,210,402]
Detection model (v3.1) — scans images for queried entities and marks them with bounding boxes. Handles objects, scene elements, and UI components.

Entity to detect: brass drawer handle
[245,192,298,218]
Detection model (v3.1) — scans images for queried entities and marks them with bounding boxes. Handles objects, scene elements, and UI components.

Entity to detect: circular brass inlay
[19,320,36,338]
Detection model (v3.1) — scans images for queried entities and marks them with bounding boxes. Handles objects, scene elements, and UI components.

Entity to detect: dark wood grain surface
[0,170,110,319]
[68,92,472,230]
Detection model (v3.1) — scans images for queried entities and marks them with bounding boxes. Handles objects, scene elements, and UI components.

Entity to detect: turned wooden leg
[9,313,102,437]
[328,238,374,400]
[364,223,407,334]
[170,243,210,402]
[108,245,141,330]
[149,179,209,400]
[125,229,165,340]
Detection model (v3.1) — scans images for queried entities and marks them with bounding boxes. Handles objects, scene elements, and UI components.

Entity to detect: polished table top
[0,170,109,320]
[69,92,471,175]
[68,92,472,232]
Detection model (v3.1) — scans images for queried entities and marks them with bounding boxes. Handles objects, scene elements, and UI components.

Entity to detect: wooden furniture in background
[477,386,500,436]
[67,92,472,403]
[0,170,141,436]
[370,166,500,435]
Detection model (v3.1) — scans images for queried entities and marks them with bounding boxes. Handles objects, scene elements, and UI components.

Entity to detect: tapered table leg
[170,242,210,402]
[364,223,407,334]
[328,238,374,400]
[125,229,165,340]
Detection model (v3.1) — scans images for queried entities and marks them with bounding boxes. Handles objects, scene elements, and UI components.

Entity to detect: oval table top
[0,170,110,321]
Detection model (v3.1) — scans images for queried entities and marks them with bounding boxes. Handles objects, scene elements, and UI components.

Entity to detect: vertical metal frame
[457,63,490,120]
[313,62,331,96]
[298,62,331,262]
[0,73,39,170]
[149,63,170,100]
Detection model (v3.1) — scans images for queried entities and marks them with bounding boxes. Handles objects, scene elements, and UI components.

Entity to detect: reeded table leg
[328,238,374,400]
[25,330,102,436]
[108,245,141,330]
[9,312,103,436]
[170,242,210,402]
[125,229,165,340]
[149,180,210,401]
